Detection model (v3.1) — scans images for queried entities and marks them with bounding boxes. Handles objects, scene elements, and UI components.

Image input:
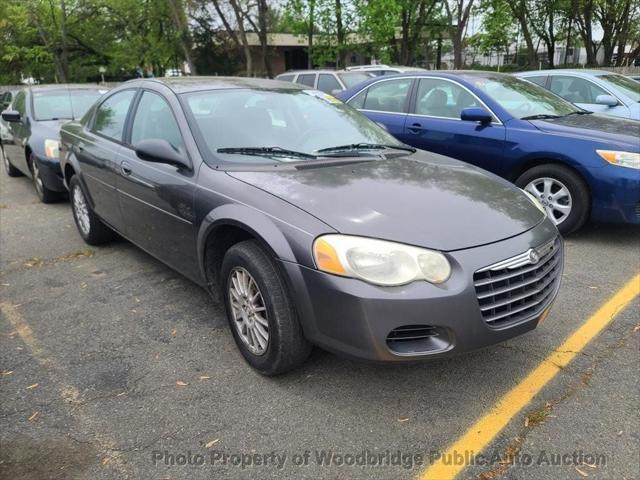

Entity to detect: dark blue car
[337,71,639,234]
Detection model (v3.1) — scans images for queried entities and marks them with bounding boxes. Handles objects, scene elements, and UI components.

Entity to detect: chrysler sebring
[60,77,563,375]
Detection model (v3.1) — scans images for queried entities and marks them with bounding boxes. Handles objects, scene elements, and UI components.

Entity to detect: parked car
[59,77,562,375]
[0,89,19,145]
[626,74,640,82]
[275,69,372,94]
[346,64,426,76]
[515,70,640,120]
[1,84,109,202]
[338,71,640,234]
[1,89,16,110]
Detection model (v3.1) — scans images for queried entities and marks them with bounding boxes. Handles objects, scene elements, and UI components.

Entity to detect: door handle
[120,161,132,176]
[408,122,423,134]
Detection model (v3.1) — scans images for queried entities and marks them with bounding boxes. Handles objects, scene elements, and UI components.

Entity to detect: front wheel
[69,175,117,245]
[2,147,22,177]
[30,155,59,203]
[516,164,590,235]
[221,240,311,375]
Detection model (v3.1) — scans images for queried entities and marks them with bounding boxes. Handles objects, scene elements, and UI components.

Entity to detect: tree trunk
[167,0,197,75]
[308,1,314,68]
[335,0,346,68]
[257,0,272,77]
[59,0,70,81]
[228,0,252,75]
[508,1,537,66]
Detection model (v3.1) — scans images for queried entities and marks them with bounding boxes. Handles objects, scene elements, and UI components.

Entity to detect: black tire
[515,164,590,235]
[2,147,22,177]
[29,155,59,203]
[220,240,311,375]
[69,175,117,245]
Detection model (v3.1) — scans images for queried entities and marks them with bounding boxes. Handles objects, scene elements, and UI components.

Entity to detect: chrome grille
[473,238,562,327]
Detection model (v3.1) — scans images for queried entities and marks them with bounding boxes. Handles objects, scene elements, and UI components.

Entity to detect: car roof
[124,76,306,94]
[25,84,110,92]
[516,69,616,77]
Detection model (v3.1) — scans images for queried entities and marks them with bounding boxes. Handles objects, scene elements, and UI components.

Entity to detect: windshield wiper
[217,146,316,160]
[521,114,562,120]
[316,143,416,154]
[564,110,593,116]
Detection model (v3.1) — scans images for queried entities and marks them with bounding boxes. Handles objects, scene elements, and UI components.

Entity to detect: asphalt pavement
[1,168,638,480]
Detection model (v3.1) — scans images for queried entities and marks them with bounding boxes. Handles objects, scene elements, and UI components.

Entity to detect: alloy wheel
[228,267,270,355]
[31,160,44,196]
[525,177,572,226]
[72,185,91,235]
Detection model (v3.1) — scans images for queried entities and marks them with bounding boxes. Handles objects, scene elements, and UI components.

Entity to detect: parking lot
[0,170,638,479]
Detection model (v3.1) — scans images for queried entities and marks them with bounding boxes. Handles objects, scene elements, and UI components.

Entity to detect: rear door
[115,88,199,280]
[77,89,137,231]
[346,77,414,139]
[403,77,506,174]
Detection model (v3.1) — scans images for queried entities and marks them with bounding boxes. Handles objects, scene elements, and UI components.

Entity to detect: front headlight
[44,139,60,158]
[596,150,640,170]
[522,189,547,215]
[313,234,451,286]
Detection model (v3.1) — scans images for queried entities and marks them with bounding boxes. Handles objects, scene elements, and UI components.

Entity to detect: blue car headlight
[596,150,640,170]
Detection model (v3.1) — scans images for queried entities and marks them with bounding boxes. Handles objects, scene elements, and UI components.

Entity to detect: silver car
[516,70,640,120]
[275,70,372,95]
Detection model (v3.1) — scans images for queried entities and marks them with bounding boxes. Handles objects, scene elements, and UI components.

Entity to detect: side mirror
[134,139,190,169]
[1,110,21,123]
[460,107,492,124]
[595,94,618,107]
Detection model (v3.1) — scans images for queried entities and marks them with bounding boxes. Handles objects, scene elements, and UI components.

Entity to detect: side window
[415,78,480,119]
[317,74,342,94]
[296,74,316,87]
[549,76,607,104]
[13,92,26,116]
[93,90,136,141]
[277,74,295,82]
[525,76,547,87]
[362,78,412,113]
[131,91,184,151]
[347,89,367,109]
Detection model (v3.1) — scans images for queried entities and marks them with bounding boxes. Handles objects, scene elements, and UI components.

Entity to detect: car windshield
[182,88,401,164]
[337,72,372,88]
[33,89,107,121]
[598,74,640,102]
[470,75,579,119]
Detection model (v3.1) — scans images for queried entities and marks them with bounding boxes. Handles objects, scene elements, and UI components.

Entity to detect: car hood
[227,152,545,251]
[37,119,70,138]
[530,114,640,149]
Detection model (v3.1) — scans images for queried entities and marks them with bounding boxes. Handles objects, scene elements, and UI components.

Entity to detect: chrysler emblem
[528,250,540,264]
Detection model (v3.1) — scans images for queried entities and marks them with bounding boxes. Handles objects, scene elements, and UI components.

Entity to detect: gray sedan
[59,77,563,375]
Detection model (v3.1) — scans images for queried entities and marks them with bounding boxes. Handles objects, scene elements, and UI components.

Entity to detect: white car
[516,70,640,120]
[275,70,372,94]
[346,64,426,76]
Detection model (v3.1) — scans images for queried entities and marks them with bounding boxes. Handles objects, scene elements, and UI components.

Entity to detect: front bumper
[283,218,562,362]
[589,164,640,224]
[34,155,66,192]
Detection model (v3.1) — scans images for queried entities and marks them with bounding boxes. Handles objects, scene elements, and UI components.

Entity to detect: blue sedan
[337,71,640,234]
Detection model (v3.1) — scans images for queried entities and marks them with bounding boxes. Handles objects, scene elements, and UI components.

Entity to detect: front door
[404,77,506,174]
[4,91,30,174]
[116,89,199,280]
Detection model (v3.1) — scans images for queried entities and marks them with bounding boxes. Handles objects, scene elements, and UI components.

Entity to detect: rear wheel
[69,175,116,245]
[30,155,59,203]
[516,164,590,235]
[221,240,311,375]
[2,147,22,177]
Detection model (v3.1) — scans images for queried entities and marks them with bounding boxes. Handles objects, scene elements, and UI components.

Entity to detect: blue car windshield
[182,88,400,163]
[470,75,579,119]
[598,74,640,102]
[33,89,107,121]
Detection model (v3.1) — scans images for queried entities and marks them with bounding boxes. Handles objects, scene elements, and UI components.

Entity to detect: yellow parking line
[420,273,640,480]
